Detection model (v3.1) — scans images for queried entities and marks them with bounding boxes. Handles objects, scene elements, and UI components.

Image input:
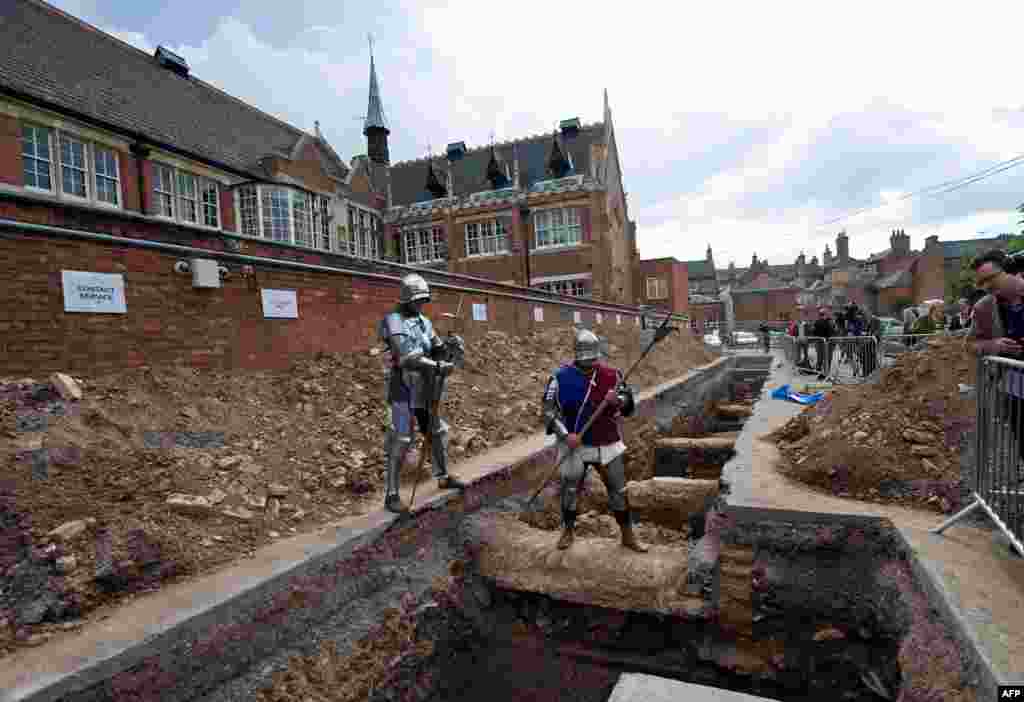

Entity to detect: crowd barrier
[933,355,1024,557]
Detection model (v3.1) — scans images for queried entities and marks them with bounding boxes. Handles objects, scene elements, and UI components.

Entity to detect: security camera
[174,261,190,275]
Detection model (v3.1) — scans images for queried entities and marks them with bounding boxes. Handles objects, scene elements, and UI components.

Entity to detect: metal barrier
[933,355,1024,557]
[822,336,880,384]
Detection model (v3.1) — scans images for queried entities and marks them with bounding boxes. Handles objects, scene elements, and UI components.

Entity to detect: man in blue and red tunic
[542,329,647,552]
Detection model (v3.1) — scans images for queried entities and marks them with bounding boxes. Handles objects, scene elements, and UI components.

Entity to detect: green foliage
[945,255,976,304]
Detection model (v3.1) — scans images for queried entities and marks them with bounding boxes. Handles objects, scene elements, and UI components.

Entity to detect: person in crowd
[863,310,880,376]
[949,298,972,332]
[902,305,920,346]
[758,321,771,353]
[811,307,835,378]
[970,250,1024,358]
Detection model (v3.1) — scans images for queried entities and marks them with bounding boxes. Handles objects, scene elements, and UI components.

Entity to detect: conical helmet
[399,274,430,304]
[574,329,600,362]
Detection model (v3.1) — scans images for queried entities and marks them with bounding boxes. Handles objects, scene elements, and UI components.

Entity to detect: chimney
[890,228,910,256]
[836,230,849,264]
[925,234,939,251]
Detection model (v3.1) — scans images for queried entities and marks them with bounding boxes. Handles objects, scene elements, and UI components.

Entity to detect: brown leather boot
[615,510,648,553]
[385,494,409,514]
[557,526,575,550]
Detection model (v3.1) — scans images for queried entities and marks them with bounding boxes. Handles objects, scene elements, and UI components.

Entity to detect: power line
[815,152,1024,230]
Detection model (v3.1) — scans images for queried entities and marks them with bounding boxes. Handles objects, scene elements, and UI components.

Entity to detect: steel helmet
[399,274,431,304]
[574,329,600,362]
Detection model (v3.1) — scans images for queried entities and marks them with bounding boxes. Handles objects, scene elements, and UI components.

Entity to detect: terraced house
[0,0,639,308]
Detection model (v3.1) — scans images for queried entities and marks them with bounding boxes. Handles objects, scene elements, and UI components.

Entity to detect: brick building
[0,0,659,374]
[379,96,639,304]
[637,257,689,315]
[700,229,955,323]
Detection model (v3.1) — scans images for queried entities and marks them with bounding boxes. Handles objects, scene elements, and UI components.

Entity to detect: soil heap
[0,324,715,655]
[768,336,976,512]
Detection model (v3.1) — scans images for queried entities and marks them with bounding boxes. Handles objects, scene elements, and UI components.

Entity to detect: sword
[526,311,676,508]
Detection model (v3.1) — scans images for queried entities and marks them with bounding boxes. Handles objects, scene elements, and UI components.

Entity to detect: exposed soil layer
[768,336,976,512]
[0,327,715,656]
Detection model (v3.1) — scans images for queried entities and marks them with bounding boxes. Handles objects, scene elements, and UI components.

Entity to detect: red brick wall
[0,198,654,375]
[637,259,688,314]
[118,151,140,214]
[732,289,798,321]
[219,187,236,232]
[913,248,946,302]
[878,286,914,314]
[0,113,20,187]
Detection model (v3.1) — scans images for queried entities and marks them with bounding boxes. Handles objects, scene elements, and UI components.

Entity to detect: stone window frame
[20,122,123,210]
[465,218,510,257]
[402,224,447,264]
[153,160,220,229]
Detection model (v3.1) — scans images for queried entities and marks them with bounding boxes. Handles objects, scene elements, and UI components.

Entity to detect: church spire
[364,35,390,165]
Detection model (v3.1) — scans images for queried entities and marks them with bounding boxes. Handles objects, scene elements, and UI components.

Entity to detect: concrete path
[723,351,1024,689]
[608,673,779,702]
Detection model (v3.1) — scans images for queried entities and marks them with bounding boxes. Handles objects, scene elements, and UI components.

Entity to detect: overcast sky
[53,0,1024,268]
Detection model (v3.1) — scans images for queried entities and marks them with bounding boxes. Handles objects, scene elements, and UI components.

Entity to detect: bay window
[231,185,350,254]
[534,207,581,249]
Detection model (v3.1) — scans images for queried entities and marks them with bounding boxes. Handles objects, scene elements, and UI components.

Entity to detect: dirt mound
[770,336,976,512]
[0,324,715,654]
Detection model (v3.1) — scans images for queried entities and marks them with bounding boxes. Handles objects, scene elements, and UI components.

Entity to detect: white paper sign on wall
[533,307,544,322]
[573,310,582,324]
[472,303,488,321]
[596,312,603,324]
[616,314,622,325]
[61,270,127,314]
[261,289,299,319]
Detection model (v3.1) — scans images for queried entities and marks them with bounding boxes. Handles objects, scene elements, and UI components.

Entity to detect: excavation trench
[30,358,975,702]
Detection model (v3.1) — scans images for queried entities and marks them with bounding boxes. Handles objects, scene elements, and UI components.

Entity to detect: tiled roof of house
[0,0,347,181]
[389,124,605,206]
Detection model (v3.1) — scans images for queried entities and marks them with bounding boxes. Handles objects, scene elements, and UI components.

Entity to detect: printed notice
[573,311,582,324]
[472,303,488,322]
[596,312,603,324]
[61,270,127,314]
[533,307,544,322]
[261,289,299,319]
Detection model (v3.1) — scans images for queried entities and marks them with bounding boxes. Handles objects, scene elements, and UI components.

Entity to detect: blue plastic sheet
[769,384,825,405]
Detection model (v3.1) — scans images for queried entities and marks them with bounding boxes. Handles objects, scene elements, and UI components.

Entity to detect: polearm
[407,295,465,512]
[526,311,676,508]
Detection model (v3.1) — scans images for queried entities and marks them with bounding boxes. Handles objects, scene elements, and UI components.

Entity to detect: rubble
[50,373,83,401]
[769,337,974,511]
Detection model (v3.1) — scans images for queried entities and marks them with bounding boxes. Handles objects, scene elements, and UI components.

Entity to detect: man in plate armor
[541,328,647,552]
[379,274,466,513]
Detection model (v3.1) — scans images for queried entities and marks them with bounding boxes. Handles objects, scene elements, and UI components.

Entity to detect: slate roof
[871,269,913,289]
[0,0,347,181]
[389,124,604,206]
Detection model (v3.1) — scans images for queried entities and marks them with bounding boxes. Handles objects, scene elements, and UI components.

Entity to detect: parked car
[703,333,722,347]
[734,331,759,345]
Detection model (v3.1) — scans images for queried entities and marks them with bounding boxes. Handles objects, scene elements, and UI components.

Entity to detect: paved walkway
[725,351,1024,686]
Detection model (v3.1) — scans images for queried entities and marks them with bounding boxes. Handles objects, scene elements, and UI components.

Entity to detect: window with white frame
[465,218,508,257]
[312,195,331,251]
[341,205,381,259]
[292,190,313,247]
[93,146,120,206]
[646,276,668,299]
[534,207,581,249]
[403,225,446,264]
[177,171,198,223]
[238,184,259,236]
[261,186,291,242]
[21,125,52,191]
[151,162,220,227]
[539,279,588,297]
[59,133,88,199]
[20,123,123,209]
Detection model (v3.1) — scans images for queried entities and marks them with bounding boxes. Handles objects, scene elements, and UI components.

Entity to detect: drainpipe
[519,202,531,288]
[129,142,151,215]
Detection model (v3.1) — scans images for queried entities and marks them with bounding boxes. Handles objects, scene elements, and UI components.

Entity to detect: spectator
[912,303,941,335]
[949,298,971,332]
[970,250,1024,358]
[794,310,810,367]
[758,322,771,353]
[902,305,919,345]
[863,310,880,376]
[811,307,835,377]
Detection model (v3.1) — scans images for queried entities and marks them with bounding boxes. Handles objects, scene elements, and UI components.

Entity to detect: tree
[1009,202,1024,254]
[946,255,976,304]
